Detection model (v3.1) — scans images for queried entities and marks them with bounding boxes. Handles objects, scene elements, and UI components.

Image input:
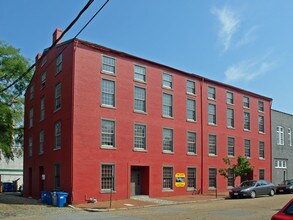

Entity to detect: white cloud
[211,6,240,51]
[237,26,258,47]
[224,54,275,83]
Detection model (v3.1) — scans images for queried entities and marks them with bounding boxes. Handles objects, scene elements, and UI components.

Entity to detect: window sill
[162,86,173,91]
[101,190,116,194]
[101,70,116,76]
[162,115,174,120]
[162,189,174,192]
[228,155,235,158]
[244,129,251,132]
[54,108,61,113]
[134,79,147,84]
[133,148,147,153]
[186,92,196,96]
[101,146,116,150]
[208,187,216,191]
[53,147,61,151]
[208,123,217,127]
[208,98,216,101]
[243,106,250,110]
[162,150,174,154]
[259,157,265,160]
[187,152,197,156]
[258,131,265,135]
[101,104,116,109]
[187,119,197,123]
[134,110,147,115]
[227,126,235,130]
[208,154,218,157]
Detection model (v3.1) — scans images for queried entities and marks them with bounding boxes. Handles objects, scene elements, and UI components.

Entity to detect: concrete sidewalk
[74,193,228,212]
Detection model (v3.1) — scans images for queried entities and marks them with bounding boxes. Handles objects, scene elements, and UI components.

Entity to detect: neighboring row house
[271,110,293,185]
[23,29,272,204]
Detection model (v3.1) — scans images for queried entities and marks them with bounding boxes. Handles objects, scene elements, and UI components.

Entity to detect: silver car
[229,180,276,199]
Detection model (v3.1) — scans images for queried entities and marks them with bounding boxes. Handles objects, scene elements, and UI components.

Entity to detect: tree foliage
[219,155,254,186]
[0,40,32,159]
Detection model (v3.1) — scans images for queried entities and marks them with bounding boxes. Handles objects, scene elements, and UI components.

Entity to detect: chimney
[53,28,63,44]
[35,53,42,63]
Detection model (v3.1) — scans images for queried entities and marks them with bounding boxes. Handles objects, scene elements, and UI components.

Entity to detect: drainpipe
[200,78,204,194]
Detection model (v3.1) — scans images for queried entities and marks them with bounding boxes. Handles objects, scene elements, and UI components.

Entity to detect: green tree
[0,41,32,159]
[219,155,254,186]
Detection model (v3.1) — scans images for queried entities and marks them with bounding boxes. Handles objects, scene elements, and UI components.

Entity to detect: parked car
[229,180,276,199]
[271,198,293,220]
[276,179,293,194]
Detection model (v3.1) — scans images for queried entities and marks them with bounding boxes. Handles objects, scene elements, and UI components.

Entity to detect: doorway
[130,166,149,196]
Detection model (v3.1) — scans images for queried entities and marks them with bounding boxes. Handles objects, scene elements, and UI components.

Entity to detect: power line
[0,0,95,94]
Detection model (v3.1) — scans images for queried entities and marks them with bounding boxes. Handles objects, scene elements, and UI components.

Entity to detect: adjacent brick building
[271,109,293,185]
[24,29,272,204]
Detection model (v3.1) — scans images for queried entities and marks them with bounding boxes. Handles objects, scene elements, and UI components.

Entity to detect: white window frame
[101,79,115,108]
[29,107,33,128]
[259,141,265,159]
[101,119,116,148]
[41,72,46,89]
[288,128,292,147]
[40,97,45,121]
[54,83,61,111]
[186,99,196,121]
[39,129,44,154]
[226,91,234,104]
[277,126,284,145]
[208,86,216,100]
[186,80,196,95]
[54,121,61,150]
[134,64,146,82]
[134,86,146,113]
[162,73,173,89]
[102,55,116,75]
[187,131,196,154]
[134,123,146,151]
[162,93,173,118]
[56,53,62,74]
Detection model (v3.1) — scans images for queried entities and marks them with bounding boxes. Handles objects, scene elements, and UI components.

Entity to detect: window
[227,169,234,187]
[187,131,196,154]
[228,137,235,157]
[277,126,284,145]
[54,83,61,111]
[244,112,250,130]
[29,108,33,128]
[101,79,115,107]
[288,128,292,147]
[244,139,251,158]
[162,167,173,190]
[258,101,264,112]
[54,163,60,189]
[187,167,196,189]
[186,80,196,95]
[134,124,146,150]
[56,53,62,74]
[208,104,216,125]
[226,92,234,104]
[101,119,115,148]
[163,128,173,152]
[134,86,146,112]
[40,97,45,121]
[101,164,115,191]
[28,136,32,157]
[258,115,264,133]
[134,65,146,82]
[208,134,217,155]
[41,72,46,88]
[39,129,44,154]
[162,93,173,117]
[209,168,217,188]
[275,160,287,168]
[187,99,196,121]
[227,108,234,128]
[29,83,34,100]
[208,86,216,100]
[54,122,61,149]
[162,73,173,89]
[259,141,265,159]
[243,96,250,108]
[259,169,265,180]
[102,55,116,74]
[41,56,47,66]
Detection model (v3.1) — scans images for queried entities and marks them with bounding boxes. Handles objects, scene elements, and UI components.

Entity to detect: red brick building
[24,29,272,204]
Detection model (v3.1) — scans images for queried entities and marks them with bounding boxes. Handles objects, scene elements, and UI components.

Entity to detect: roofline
[75,38,272,101]
[272,109,293,117]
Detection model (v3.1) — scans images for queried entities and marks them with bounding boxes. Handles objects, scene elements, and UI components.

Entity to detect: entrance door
[131,167,142,196]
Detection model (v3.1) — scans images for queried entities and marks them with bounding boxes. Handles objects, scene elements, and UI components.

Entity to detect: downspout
[200,78,204,194]
[70,40,77,203]
[269,100,273,182]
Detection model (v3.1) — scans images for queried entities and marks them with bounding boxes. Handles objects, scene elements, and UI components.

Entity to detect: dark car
[276,179,293,194]
[229,180,276,199]
[271,198,293,220]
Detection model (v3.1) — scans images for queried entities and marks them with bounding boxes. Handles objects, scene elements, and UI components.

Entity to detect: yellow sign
[175,173,185,187]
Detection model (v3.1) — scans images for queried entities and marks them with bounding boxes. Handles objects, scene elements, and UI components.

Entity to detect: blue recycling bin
[3,182,14,192]
[56,192,68,207]
[46,192,52,205]
[41,191,48,203]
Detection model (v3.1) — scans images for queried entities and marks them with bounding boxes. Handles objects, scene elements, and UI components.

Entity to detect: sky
[1,0,293,114]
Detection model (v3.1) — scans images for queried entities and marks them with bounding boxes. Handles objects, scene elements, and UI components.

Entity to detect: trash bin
[46,192,52,205]
[56,192,68,207]
[41,191,48,203]
[2,182,14,192]
[51,192,57,206]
